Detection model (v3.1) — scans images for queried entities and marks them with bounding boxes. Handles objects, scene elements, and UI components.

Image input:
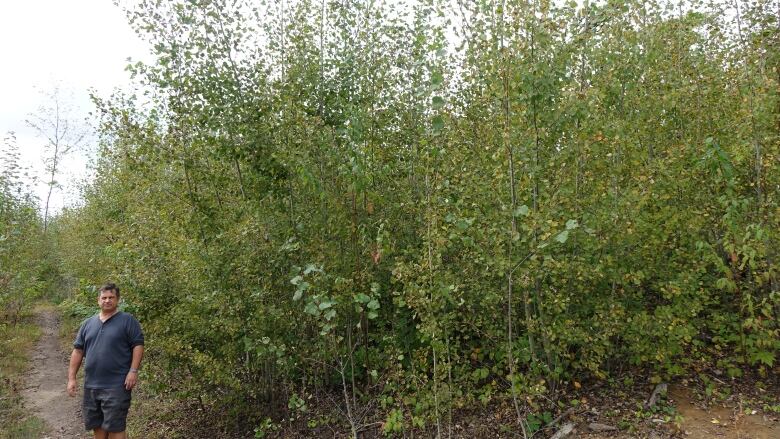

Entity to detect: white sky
[0,0,151,214]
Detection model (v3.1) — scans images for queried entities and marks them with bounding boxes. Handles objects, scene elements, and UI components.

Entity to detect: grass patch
[0,417,46,439]
[0,313,47,439]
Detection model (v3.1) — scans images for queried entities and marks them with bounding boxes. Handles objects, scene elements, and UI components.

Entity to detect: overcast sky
[0,0,151,214]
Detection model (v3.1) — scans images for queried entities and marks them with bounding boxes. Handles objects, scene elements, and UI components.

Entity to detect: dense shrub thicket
[56,0,778,434]
[0,135,46,323]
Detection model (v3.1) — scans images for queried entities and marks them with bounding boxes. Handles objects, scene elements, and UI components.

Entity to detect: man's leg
[101,388,132,438]
[84,389,105,436]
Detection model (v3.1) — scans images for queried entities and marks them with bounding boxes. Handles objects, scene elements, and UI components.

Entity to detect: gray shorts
[83,388,132,432]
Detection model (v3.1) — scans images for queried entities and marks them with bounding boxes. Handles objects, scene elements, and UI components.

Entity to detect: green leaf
[290,275,302,285]
[514,205,530,217]
[555,230,569,244]
[319,300,334,310]
[753,350,775,366]
[367,299,380,310]
[566,219,579,230]
[293,290,303,301]
[304,302,319,316]
[432,115,444,131]
[320,323,334,335]
[430,71,443,87]
[432,96,445,109]
[455,219,470,231]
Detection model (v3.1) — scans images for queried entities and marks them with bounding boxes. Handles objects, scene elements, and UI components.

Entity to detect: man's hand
[125,370,138,390]
[67,378,78,397]
[126,344,144,391]
[67,349,83,397]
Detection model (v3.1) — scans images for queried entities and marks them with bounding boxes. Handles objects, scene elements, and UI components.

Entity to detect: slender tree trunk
[528,0,553,374]
[339,358,358,439]
[425,169,442,439]
[733,0,763,206]
[500,1,531,430]
[43,147,58,234]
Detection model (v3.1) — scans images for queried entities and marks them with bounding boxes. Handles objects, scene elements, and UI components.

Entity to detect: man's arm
[67,348,83,397]
[124,345,144,390]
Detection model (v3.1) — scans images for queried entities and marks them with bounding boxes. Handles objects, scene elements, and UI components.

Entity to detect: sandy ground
[20,308,88,439]
[669,385,780,439]
[583,386,780,438]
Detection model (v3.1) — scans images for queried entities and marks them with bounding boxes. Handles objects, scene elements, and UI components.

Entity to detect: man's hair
[99,283,120,299]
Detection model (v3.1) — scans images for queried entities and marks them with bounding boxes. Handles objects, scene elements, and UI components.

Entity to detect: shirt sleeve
[73,320,87,350]
[127,315,145,348]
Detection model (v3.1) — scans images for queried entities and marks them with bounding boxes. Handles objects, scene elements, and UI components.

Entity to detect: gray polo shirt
[73,311,144,389]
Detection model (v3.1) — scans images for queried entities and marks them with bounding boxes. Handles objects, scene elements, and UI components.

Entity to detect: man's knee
[95,427,127,439]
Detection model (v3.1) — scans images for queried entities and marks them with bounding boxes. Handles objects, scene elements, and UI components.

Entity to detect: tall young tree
[26,86,87,233]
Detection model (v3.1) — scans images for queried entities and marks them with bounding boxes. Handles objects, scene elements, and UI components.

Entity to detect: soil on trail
[578,383,780,439]
[670,385,780,439]
[20,307,87,439]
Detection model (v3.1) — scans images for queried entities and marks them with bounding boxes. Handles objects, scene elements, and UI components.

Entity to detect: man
[67,283,144,439]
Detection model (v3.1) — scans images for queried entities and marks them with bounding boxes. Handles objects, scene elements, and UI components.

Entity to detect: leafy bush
[53,0,779,435]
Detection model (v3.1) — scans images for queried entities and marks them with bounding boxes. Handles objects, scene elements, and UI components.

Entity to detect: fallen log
[588,422,618,432]
[550,422,576,439]
[644,383,668,409]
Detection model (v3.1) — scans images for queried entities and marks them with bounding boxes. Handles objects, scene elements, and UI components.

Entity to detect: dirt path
[670,385,780,439]
[20,307,87,439]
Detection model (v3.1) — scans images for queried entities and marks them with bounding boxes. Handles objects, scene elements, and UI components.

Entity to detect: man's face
[98,290,119,313]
